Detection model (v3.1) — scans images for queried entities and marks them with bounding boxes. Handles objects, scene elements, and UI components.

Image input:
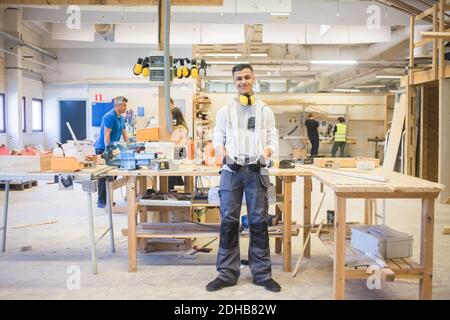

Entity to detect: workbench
[301,165,443,300]
[0,165,115,274]
[107,166,313,274]
[108,164,443,299]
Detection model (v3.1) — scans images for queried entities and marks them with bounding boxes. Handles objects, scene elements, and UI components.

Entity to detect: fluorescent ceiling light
[310,60,358,65]
[333,88,361,93]
[206,61,249,65]
[354,85,386,89]
[250,53,268,57]
[204,53,242,57]
[209,80,234,83]
[376,75,403,79]
[271,13,290,16]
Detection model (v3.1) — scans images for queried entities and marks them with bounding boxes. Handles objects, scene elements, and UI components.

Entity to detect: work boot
[206,277,237,292]
[253,278,281,293]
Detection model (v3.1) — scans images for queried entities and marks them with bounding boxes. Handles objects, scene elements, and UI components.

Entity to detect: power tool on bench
[102,142,158,170]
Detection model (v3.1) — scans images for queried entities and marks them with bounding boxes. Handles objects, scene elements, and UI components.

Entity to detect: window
[22,97,26,133]
[32,98,43,132]
[0,93,5,133]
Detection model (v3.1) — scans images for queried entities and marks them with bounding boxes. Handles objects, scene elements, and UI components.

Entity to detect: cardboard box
[136,128,159,142]
[0,154,52,172]
[351,225,413,259]
[292,148,307,159]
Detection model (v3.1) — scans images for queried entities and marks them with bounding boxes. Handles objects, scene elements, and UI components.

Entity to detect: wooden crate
[50,156,83,172]
[0,154,52,172]
[0,180,38,191]
[313,157,380,168]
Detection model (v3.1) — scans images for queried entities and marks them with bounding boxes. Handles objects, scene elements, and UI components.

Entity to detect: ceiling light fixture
[205,61,250,65]
[310,60,358,65]
[204,53,242,57]
[375,75,403,79]
[333,88,361,93]
[354,85,386,88]
[249,53,268,57]
[271,13,290,16]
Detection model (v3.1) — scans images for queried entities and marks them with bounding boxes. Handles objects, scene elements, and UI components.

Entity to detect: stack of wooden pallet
[0,180,38,191]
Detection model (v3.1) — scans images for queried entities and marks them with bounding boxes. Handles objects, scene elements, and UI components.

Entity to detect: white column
[5,7,23,149]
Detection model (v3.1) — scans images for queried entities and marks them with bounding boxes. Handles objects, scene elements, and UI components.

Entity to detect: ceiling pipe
[0,29,57,60]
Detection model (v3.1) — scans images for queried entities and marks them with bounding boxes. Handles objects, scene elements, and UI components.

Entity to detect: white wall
[42,46,195,149]
[0,13,46,149]
[205,92,386,158]
[44,82,194,149]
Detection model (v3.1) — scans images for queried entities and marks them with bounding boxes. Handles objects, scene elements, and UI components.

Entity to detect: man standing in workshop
[331,116,347,157]
[207,64,280,293]
[305,113,319,156]
[94,96,129,208]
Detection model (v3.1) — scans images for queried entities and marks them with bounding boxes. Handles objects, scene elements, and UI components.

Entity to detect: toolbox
[351,225,413,259]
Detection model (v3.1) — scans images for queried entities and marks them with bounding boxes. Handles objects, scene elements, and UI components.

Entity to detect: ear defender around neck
[238,94,255,106]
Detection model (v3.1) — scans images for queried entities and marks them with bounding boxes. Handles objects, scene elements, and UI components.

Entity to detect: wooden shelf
[318,224,423,281]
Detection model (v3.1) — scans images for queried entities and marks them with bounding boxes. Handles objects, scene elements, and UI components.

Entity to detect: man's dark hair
[232,63,254,75]
[338,117,345,123]
[308,113,314,119]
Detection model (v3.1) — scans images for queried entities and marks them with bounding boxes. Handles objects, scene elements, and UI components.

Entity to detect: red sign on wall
[95,93,103,101]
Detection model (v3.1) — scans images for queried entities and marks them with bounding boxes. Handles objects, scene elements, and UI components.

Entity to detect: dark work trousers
[331,141,346,157]
[95,148,107,205]
[309,137,319,156]
[217,166,272,283]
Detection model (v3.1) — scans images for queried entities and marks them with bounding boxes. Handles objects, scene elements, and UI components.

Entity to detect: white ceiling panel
[51,23,94,42]
[114,23,158,44]
[201,24,244,44]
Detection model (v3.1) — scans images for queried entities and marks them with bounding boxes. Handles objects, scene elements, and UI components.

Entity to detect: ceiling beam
[4,0,223,6]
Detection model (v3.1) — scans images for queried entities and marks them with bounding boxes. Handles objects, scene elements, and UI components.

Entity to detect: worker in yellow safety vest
[331,117,347,157]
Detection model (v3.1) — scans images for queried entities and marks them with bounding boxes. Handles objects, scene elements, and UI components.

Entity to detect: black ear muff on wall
[190,59,199,78]
[172,58,179,78]
[133,58,144,76]
[141,57,150,78]
[238,93,255,106]
[198,59,207,78]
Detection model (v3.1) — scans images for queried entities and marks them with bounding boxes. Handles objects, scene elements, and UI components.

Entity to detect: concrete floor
[0,179,449,300]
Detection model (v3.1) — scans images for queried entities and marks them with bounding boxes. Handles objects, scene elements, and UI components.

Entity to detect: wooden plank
[333,196,346,300]
[443,227,450,235]
[127,176,138,272]
[381,268,396,282]
[439,1,445,80]
[313,157,379,168]
[303,176,312,258]
[283,176,293,272]
[409,16,415,85]
[419,197,434,300]
[141,222,220,231]
[383,91,406,171]
[415,6,434,22]
[308,166,388,182]
[405,82,417,175]
[421,31,450,41]
[414,37,433,48]
[0,154,52,172]
[4,0,224,5]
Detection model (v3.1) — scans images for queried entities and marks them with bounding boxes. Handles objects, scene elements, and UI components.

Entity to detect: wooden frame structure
[405,0,450,176]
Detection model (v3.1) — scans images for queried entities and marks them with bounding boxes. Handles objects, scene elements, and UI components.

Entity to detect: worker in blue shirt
[94,96,129,208]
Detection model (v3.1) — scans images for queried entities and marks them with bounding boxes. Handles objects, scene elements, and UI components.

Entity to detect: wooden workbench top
[300,165,444,196]
[107,165,312,177]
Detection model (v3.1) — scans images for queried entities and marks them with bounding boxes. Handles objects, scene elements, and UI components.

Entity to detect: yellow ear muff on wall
[239,94,255,106]
[190,59,199,78]
[141,57,150,77]
[181,58,190,78]
[133,58,143,76]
